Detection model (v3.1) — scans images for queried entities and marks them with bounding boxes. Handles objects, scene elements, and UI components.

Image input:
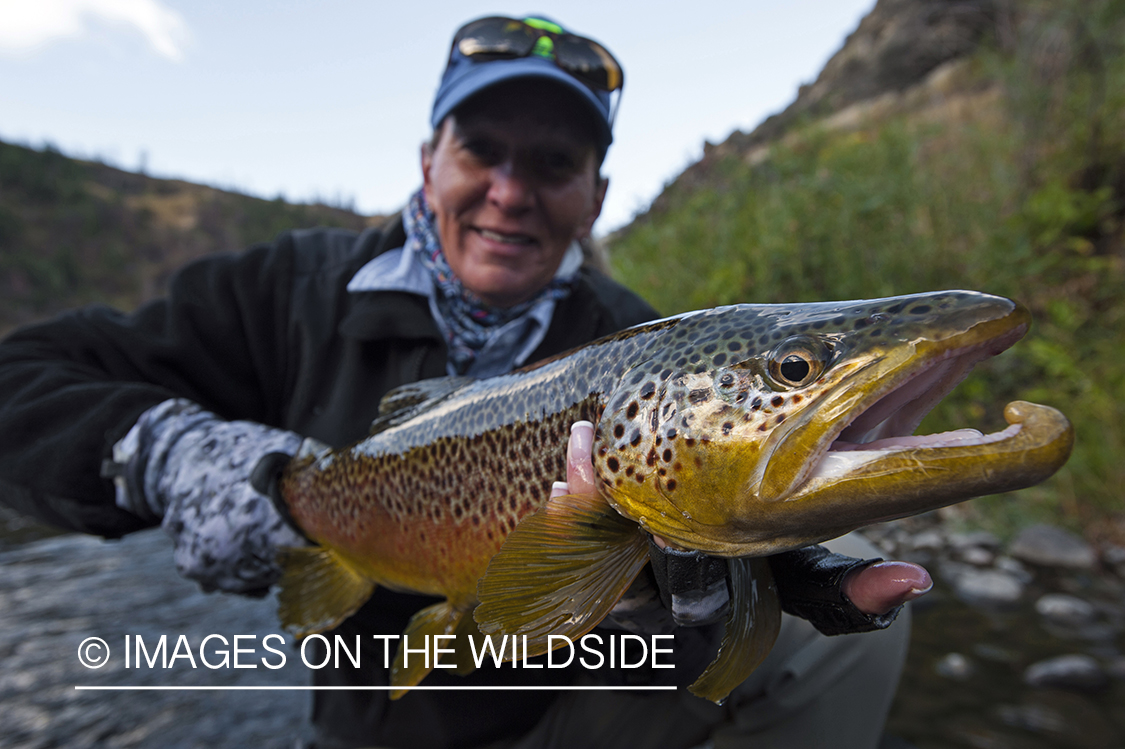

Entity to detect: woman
[0,15,928,748]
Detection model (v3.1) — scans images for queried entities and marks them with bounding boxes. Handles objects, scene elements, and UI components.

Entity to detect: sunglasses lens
[453,18,624,94]
[554,36,623,92]
[456,18,537,58]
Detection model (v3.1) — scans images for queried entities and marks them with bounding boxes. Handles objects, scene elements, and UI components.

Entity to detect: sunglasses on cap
[451,16,624,94]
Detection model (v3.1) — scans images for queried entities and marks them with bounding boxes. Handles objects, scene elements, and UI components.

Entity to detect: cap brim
[431,56,613,150]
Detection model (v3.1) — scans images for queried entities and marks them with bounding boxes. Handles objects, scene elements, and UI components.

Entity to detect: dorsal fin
[370,376,473,435]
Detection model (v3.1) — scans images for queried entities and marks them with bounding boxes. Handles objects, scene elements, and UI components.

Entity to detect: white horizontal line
[75,685,678,692]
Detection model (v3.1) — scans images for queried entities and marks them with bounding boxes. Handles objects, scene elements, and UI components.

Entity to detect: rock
[959,546,995,566]
[993,555,1033,584]
[935,652,974,680]
[1103,544,1125,577]
[1024,654,1109,691]
[909,529,945,552]
[1009,524,1096,570]
[948,530,1001,551]
[953,568,1025,607]
[1035,593,1097,625]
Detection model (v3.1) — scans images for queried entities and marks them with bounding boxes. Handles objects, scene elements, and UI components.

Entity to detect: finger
[842,561,932,616]
[550,481,570,499]
[567,421,596,496]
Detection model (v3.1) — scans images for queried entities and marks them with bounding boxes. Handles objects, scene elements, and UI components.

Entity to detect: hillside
[0,141,381,337]
[609,0,1125,539]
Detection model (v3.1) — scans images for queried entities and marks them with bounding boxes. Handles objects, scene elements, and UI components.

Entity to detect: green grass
[609,0,1125,538]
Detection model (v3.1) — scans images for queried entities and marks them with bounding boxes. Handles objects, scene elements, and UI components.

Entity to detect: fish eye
[767,337,831,388]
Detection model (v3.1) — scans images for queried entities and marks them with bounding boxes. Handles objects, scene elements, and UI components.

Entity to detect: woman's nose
[487,163,534,213]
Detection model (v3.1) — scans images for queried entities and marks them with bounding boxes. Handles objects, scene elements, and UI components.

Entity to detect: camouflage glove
[104,398,307,595]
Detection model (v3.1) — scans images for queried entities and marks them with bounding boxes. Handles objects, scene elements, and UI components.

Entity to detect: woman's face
[421,85,607,308]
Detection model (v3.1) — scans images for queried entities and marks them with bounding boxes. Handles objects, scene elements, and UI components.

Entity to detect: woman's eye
[462,138,501,163]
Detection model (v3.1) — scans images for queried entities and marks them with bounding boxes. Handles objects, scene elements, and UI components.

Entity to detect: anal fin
[688,556,781,704]
[277,546,375,637]
[473,492,650,658]
[390,601,474,699]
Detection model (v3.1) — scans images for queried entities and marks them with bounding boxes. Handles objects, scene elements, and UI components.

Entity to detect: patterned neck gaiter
[403,189,574,375]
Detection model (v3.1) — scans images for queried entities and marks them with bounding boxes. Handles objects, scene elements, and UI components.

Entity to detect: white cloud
[0,0,189,60]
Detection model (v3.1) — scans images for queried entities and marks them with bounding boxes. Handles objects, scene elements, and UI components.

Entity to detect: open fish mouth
[811,323,1031,481]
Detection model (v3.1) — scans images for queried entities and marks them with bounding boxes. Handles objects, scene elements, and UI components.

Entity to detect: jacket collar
[339,216,443,343]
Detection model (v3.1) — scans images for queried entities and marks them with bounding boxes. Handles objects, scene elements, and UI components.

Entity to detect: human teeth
[480,229,533,244]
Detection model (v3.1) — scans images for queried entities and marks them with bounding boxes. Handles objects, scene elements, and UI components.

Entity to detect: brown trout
[276,290,1073,703]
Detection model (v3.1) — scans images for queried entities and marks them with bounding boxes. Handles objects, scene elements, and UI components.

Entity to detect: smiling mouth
[478,228,536,245]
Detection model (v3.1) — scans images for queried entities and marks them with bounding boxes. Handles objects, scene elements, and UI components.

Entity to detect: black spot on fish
[666,479,677,491]
[713,353,727,366]
[909,305,932,315]
[722,422,734,435]
[639,382,656,400]
[771,396,784,407]
[751,397,763,410]
[667,428,678,440]
[625,466,634,476]
[662,448,672,462]
[703,343,717,354]
[614,424,625,439]
[630,431,642,447]
[626,402,639,419]
[776,414,786,424]
[607,457,620,472]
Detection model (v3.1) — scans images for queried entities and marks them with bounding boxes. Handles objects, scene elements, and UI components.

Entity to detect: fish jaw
[595,291,1073,556]
[754,291,1033,504]
[751,400,1074,552]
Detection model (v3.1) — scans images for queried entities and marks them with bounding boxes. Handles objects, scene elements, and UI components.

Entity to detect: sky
[0,0,876,234]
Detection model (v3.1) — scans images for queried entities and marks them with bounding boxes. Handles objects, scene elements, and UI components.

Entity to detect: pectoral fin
[688,556,781,704]
[390,601,475,699]
[474,492,650,658]
[277,546,375,637]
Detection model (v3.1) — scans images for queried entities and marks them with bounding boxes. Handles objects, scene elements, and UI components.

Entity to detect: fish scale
[276,290,1073,704]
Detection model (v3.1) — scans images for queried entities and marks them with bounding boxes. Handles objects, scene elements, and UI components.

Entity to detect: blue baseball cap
[431,16,622,159]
